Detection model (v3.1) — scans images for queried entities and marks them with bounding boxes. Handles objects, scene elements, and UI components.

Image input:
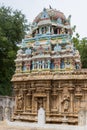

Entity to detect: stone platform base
[0,120,86,130]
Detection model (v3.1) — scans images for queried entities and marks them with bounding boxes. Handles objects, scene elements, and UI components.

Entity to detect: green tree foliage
[0,6,28,95]
[80,38,87,68]
[73,33,87,68]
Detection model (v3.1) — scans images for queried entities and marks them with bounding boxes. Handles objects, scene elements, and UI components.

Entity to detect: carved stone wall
[0,96,14,121]
[12,71,87,125]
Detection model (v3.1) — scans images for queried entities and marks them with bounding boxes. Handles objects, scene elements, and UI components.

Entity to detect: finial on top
[49,5,52,9]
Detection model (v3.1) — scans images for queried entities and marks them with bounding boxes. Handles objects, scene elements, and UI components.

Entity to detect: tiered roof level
[15,8,81,73]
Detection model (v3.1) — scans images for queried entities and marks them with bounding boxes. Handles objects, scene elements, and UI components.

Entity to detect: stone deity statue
[17,94,23,110]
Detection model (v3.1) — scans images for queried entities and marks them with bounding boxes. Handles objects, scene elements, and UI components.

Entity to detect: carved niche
[51,84,58,111]
[62,86,70,112]
[16,89,24,110]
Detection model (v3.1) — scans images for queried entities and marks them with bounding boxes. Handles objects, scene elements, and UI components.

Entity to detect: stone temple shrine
[11,7,87,125]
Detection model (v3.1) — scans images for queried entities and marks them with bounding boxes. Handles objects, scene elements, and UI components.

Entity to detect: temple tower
[11,7,87,125]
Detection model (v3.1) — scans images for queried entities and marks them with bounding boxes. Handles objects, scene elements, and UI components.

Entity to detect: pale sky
[0,0,87,38]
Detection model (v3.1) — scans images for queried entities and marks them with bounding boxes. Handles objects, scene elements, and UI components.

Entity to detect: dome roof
[33,8,66,23]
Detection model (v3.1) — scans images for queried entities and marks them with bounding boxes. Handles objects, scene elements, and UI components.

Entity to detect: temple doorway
[37,98,43,110]
[37,97,46,111]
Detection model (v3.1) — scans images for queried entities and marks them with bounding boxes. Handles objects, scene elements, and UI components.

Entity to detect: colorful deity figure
[45,61,48,69]
[26,61,31,71]
[75,63,80,69]
[54,44,61,52]
[60,59,65,69]
[51,60,54,69]
[35,40,40,46]
[22,62,27,72]
[51,27,54,34]
[57,17,62,24]
[25,48,31,55]
[65,59,71,69]
[47,59,51,69]
[61,28,65,34]
[36,61,39,69]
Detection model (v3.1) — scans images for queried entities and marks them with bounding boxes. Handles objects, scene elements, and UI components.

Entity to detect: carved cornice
[11,71,87,82]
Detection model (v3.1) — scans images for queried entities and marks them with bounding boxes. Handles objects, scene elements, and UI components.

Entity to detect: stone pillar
[15,95,18,111]
[52,96,57,109]
[70,91,74,113]
[48,26,50,33]
[43,98,46,110]
[51,27,54,34]
[32,61,34,70]
[57,28,59,34]
[39,61,41,69]
[78,98,81,111]
[86,110,87,125]
[85,90,87,110]
[42,60,44,69]
[36,61,39,69]
[46,91,50,113]
[39,27,42,34]
[32,91,35,113]
[23,90,27,112]
[35,97,38,113]
[58,91,62,113]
